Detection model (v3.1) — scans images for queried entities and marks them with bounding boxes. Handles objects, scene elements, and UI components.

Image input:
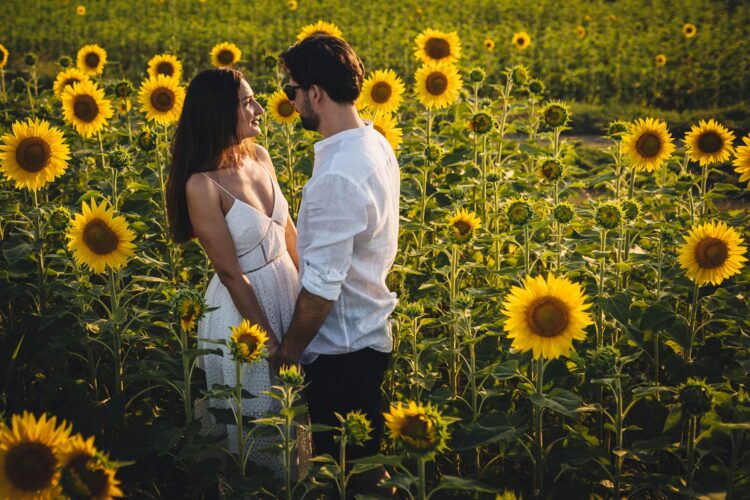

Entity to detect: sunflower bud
[453,292,474,310]
[527,78,545,96]
[136,126,158,152]
[279,364,305,387]
[541,101,571,129]
[59,55,73,68]
[24,52,37,66]
[468,66,486,83]
[552,202,575,224]
[263,54,277,70]
[595,202,623,229]
[340,411,373,447]
[486,173,500,184]
[507,199,533,226]
[448,186,465,201]
[536,157,564,182]
[114,79,134,99]
[620,200,641,221]
[467,112,493,135]
[107,146,132,171]
[679,378,712,417]
[424,144,443,163]
[607,120,630,139]
[510,64,530,87]
[585,346,618,381]
[402,301,425,317]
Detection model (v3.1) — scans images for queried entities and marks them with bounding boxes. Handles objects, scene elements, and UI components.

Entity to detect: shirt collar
[313,120,373,154]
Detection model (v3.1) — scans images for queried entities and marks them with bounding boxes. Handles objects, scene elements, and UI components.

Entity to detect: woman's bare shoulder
[185,171,214,199]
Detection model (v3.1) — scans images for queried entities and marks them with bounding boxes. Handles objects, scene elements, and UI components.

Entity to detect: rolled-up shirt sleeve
[300,174,369,301]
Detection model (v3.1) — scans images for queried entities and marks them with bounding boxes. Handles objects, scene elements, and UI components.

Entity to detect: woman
[166,68,306,476]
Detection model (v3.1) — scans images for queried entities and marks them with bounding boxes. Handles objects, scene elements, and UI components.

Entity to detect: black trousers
[302,347,391,460]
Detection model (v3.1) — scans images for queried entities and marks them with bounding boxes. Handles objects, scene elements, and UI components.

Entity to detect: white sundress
[195,161,309,477]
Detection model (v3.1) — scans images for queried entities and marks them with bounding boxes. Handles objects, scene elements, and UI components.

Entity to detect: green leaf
[430,476,496,494]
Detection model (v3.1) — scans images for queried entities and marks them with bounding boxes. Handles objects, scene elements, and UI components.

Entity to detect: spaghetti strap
[200,172,238,200]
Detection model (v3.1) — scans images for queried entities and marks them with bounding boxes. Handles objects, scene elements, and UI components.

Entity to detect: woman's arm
[285,217,299,271]
[186,174,280,350]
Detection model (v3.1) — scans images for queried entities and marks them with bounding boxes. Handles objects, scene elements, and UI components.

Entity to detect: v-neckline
[221,163,277,221]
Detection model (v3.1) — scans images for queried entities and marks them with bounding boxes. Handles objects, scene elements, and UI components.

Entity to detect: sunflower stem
[597,229,607,348]
[417,456,427,500]
[524,224,531,276]
[449,244,460,399]
[339,434,347,500]
[157,125,178,283]
[533,356,545,498]
[284,387,293,500]
[699,163,709,218]
[686,281,701,362]
[686,416,697,491]
[32,190,46,313]
[179,322,193,424]
[98,132,118,211]
[234,360,246,478]
[107,267,123,398]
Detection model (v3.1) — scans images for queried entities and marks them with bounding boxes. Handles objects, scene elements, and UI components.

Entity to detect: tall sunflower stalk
[156,125,179,282]
[282,122,298,218]
[107,267,125,399]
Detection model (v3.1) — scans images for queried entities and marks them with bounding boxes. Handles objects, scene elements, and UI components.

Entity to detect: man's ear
[309,84,324,105]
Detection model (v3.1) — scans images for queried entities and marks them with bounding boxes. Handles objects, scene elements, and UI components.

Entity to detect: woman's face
[236,79,264,139]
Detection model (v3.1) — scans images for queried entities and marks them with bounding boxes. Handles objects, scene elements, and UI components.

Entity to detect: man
[271,34,400,492]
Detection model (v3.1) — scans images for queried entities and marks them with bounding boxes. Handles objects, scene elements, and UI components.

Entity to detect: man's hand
[270,343,301,374]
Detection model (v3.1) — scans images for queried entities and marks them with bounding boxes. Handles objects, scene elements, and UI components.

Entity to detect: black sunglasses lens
[283,86,295,101]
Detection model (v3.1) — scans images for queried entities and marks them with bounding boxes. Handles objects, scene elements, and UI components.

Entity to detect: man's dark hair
[280,35,364,103]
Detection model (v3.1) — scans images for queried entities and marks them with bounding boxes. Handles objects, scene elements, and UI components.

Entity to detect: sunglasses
[283,84,304,101]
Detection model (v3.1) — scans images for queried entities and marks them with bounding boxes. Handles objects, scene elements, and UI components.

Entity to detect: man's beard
[299,110,320,131]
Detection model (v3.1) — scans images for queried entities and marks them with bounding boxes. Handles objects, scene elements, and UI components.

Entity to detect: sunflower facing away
[0,118,70,191]
[683,23,697,39]
[229,319,269,364]
[76,44,107,76]
[359,69,405,114]
[512,31,532,50]
[732,135,750,189]
[53,68,90,98]
[621,117,676,172]
[501,274,593,360]
[383,401,449,457]
[67,198,136,274]
[361,110,403,151]
[210,42,242,68]
[61,79,114,138]
[414,28,462,64]
[684,119,735,166]
[448,209,481,244]
[267,89,298,125]
[414,60,462,110]
[0,43,9,69]
[0,411,73,500]
[147,53,183,81]
[678,220,746,286]
[59,434,123,500]
[138,74,185,126]
[296,20,343,41]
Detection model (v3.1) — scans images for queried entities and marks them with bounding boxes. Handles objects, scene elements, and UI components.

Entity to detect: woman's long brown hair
[166,68,254,243]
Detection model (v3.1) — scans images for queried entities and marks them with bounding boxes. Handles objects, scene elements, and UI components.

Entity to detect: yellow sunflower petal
[0,118,70,191]
[414,28,462,64]
[210,42,242,68]
[76,44,107,76]
[678,220,747,286]
[138,74,185,126]
[621,117,676,172]
[296,20,343,42]
[61,79,114,138]
[147,53,183,81]
[684,119,736,166]
[358,69,405,114]
[414,60,462,110]
[267,89,298,125]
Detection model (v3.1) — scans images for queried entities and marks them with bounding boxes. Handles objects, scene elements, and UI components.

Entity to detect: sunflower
[414,28,461,64]
[655,54,667,67]
[0,118,70,191]
[59,435,123,500]
[576,25,586,39]
[177,291,205,332]
[0,44,8,69]
[540,100,570,129]
[0,412,73,500]
[683,23,697,39]
[67,198,136,274]
[414,60,462,110]
[536,157,564,182]
[76,5,86,16]
[483,37,495,51]
[76,44,107,76]
[448,209,481,244]
[512,31,532,50]
[146,53,183,81]
[621,117,675,172]
[732,135,750,188]
[267,89,298,124]
[61,79,113,138]
[229,319,269,364]
[210,42,242,68]
[467,112,493,135]
[138,74,185,126]
[361,110,403,151]
[53,68,89,98]
[684,119,735,166]
[383,401,449,457]
[678,220,746,286]
[359,69,405,114]
[288,0,298,11]
[501,274,593,360]
[296,20,343,41]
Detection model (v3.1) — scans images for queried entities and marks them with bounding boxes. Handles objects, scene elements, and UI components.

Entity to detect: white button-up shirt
[296,121,400,364]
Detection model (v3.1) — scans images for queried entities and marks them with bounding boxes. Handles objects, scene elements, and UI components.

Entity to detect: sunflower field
[1,0,749,498]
